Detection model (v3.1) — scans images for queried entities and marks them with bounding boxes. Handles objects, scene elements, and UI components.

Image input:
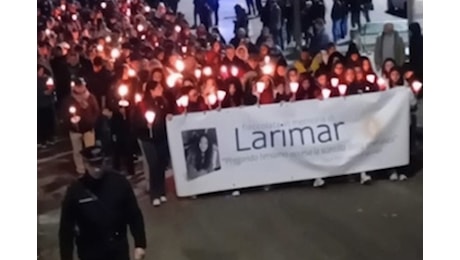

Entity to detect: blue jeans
[332,17,348,42]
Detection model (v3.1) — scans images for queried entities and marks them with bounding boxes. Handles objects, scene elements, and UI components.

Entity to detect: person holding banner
[132,80,174,207]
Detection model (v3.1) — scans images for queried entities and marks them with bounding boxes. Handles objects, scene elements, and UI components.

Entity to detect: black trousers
[246,0,256,14]
[255,0,263,14]
[139,140,169,199]
[37,106,56,144]
[113,136,135,176]
[351,11,361,30]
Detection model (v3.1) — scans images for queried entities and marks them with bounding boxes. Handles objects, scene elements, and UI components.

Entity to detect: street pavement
[37,1,422,259]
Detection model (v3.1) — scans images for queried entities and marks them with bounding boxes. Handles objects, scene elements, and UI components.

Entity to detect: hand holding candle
[145,111,156,138]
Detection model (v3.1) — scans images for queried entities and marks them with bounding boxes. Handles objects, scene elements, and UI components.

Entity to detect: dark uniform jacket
[59,172,146,260]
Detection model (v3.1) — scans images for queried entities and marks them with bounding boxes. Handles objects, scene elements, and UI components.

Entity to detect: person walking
[59,146,147,260]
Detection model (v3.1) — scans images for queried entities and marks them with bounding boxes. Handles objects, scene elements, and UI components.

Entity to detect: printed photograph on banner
[182,128,221,180]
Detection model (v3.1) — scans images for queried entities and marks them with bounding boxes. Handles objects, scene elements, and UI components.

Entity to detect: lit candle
[338,84,347,96]
[71,81,75,88]
[366,74,376,83]
[111,48,120,59]
[135,93,142,103]
[330,77,339,88]
[105,36,112,43]
[203,67,212,76]
[377,78,387,91]
[71,14,77,21]
[411,80,423,93]
[144,6,151,12]
[69,106,76,115]
[60,4,66,11]
[207,93,217,106]
[145,111,156,138]
[166,73,182,88]
[230,66,239,77]
[176,95,189,107]
[194,69,202,79]
[100,2,107,9]
[217,90,226,101]
[175,60,185,72]
[45,29,51,36]
[322,88,331,99]
[137,24,144,32]
[181,46,187,54]
[264,56,270,64]
[261,65,273,75]
[46,77,54,87]
[128,68,136,77]
[220,65,228,75]
[256,82,265,94]
[126,9,131,17]
[175,25,181,33]
[96,44,104,52]
[118,84,129,107]
[289,82,299,93]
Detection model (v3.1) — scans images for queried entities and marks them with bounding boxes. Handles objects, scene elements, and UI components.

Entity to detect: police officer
[59,146,147,260]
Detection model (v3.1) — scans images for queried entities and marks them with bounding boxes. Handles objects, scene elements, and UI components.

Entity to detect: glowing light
[175,60,185,72]
[203,67,212,76]
[145,111,156,124]
[118,84,128,97]
[111,48,120,59]
[230,66,239,77]
[322,88,331,99]
[366,74,376,83]
[338,84,347,96]
[412,81,423,93]
[289,82,299,93]
[69,106,76,114]
[256,82,265,93]
[194,69,202,79]
[176,95,189,107]
[330,77,339,87]
[207,94,217,105]
[217,90,226,101]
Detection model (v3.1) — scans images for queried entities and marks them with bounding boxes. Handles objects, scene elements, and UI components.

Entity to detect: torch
[118,84,129,107]
[145,111,156,138]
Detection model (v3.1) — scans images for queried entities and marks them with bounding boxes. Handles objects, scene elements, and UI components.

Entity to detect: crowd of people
[37,0,423,207]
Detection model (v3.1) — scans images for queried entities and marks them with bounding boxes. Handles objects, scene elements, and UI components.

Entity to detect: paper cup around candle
[217,90,226,101]
[118,84,128,97]
[118,99,129,107]
[412,81,423,93]
[128,68,136,77]
[194,69,202,79]
[46,77,54,86]
[261,65,273,75]
[72,14,77,21]
[256,82,265,93]
[181,46,187,54]
[338,84,347,96]
[289,82,299,93]
[203,67,212,76]
[69,106,76,115]
[175,60,185,72]
[366,74,376,83]
[111,48,120,59]
[135,93,142,103]
[105,36,112,43]
[144,6,151,12]
[176,95,189,107]
[230,66,238,77]
[175,25,181,33]
[322,88,331,99]
[145,111,156,124]
[220,66,227,75]
[377,78,387,90]
[207,94,217,105]
[96,44,103,52]
[330,77,339,87]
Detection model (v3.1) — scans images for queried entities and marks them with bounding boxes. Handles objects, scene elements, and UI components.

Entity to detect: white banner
[167,88,411,197]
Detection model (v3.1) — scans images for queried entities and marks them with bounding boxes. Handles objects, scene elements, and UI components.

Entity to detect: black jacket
[59,172,146,260]
[86,68,114,108]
